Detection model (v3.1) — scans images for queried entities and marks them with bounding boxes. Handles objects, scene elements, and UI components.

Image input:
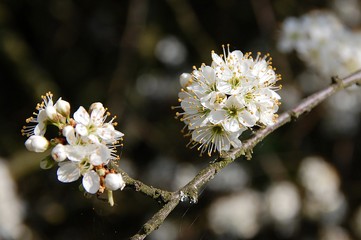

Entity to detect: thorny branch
[112,70,361,240]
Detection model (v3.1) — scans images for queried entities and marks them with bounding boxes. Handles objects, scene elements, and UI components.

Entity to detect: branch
[127,70,361,239]
[115,167,173,204]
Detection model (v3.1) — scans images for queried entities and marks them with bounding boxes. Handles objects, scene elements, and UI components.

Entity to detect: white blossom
[191,124,243,156]
[176,45,281,156]
[23,92,126,204]
[74,105,124,144]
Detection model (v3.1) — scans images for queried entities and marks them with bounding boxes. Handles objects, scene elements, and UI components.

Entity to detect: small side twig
[112,165,173,204]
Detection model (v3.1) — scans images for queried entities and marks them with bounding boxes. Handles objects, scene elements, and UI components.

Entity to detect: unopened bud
[45,105,58,121]
[179,73,192,88]
[104,173,125,191]
[25,135,49,152]
[51,144,67,162]
[55,98,71,117]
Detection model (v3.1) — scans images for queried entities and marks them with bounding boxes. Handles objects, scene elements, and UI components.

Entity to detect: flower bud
[25,135,49,152]
[104,173,125,191]
[179,73,192,88]
[51,144,67,162]
[55,98,71,117]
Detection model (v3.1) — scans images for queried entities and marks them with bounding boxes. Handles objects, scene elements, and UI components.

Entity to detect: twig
[115,167,173,204]
[128,70,361,239]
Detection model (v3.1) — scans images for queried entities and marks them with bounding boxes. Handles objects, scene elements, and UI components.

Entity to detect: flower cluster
[277,10,361,78]
[277,10,361,134]
[175,45,281,157]
[22,92,125,206]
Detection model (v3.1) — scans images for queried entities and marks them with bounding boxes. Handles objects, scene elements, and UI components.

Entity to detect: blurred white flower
[171,162,197,190]
[278,10,361,135]
[208,162,249,192]
[278,10,361,78]
[265,181,301,224]
[208,189,263,238]
[149,220,178,240]
[319,225,351,240]
[298,156,347,224]
[331,0,361,26]
[0,159,26,240]
[154,35,187,66]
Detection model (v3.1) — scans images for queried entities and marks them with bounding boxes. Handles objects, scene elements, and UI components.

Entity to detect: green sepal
[40,155,56,169]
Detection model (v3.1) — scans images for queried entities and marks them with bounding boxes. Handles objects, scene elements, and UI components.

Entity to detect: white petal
[223,118,241,132]
[73,106,90,126]
[181,97,200,114]
[230,135,243,148]
[89,144,111,165]
[75,124,88,136]
[202,65,216,84]
[231,50,244,62]
[34,123,46,136]
[45,105,58,121]
[87,134,100,144]
[90,107,105,126]
[208,110,226,124]
[239,110,258,127]
[65,145,87,162]
[260,111,276,126]
[82,171,100,194]
[34,110,48,135]
[211,52,225,65]
[216,80,232,95]
[57,161,80,183]
[62,125,77,145]
[96,124,124,142]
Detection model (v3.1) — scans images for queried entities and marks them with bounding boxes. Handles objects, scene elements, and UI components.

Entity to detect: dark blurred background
[1,0,361,239]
